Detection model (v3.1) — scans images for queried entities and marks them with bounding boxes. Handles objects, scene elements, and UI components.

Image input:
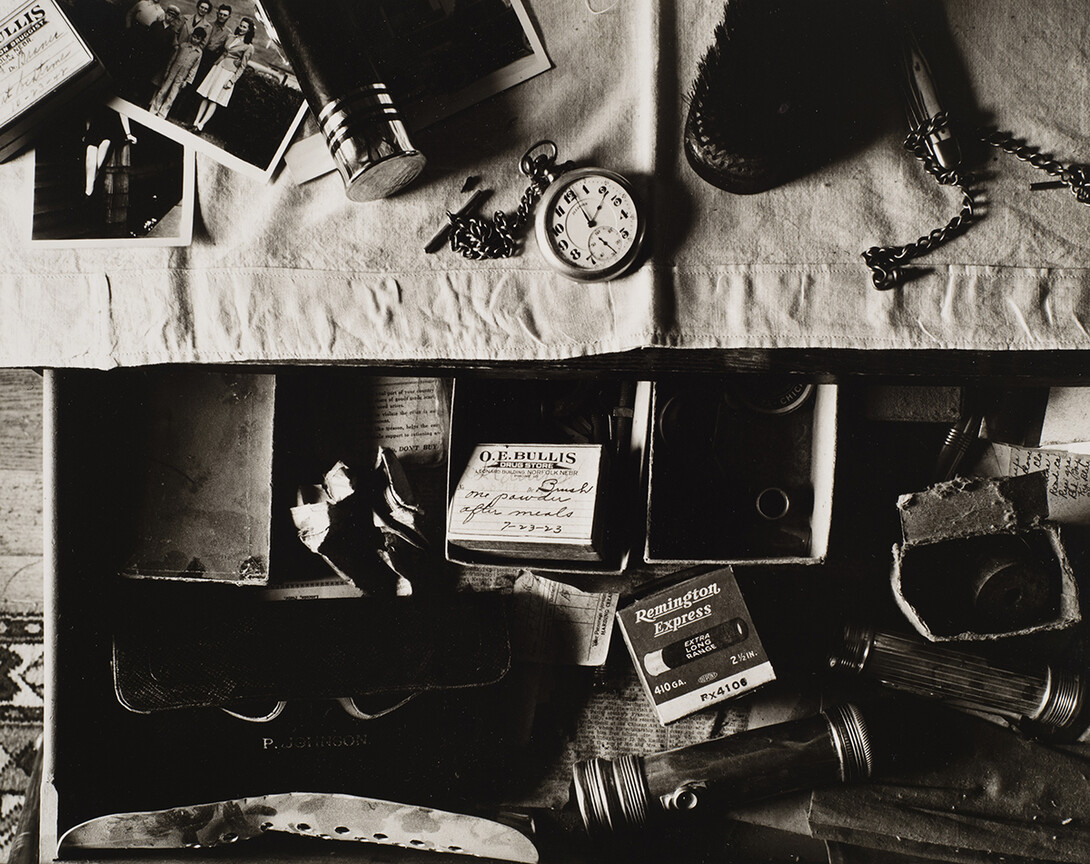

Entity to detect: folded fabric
[809,700,1090,863]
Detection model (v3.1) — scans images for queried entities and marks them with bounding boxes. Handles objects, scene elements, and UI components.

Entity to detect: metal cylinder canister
[261,0,425,201]
[571,703,873,835]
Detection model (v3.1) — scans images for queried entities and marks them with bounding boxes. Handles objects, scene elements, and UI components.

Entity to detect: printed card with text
[448,443,605,561]
[617,567,775,724]
[0,0,104,159]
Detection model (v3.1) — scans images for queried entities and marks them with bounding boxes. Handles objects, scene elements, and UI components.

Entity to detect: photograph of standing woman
[66,0,306,179]
[191,16,254,133]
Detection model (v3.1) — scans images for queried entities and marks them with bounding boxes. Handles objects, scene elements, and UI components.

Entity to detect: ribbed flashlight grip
[830,626,1084,731]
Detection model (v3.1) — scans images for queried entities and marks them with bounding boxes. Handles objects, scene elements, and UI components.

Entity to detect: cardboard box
[447,442,608,561]
[41,369,506,863]
[121,369,276,584]
[864,384,963,423]
[615,567,775,724]
[643,380,837,565]
[53,367,451,594]
[891,472,1080,641]
[445,377,649,575]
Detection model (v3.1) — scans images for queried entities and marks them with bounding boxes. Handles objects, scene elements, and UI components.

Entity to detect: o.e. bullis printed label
[0,0,94,126]
[447,443,603,557]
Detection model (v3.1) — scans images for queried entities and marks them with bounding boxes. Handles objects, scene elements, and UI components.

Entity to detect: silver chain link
[864,113,1090,290]
[979,128,1090,204]
[448,143,559,260]
[863,113,974,290]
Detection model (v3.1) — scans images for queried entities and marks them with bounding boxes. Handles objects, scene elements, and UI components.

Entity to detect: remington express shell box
[447,443,605,560]
[0,0,104,160]
[617,568,775,724]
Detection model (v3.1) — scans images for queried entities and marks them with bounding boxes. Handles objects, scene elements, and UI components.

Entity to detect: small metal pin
[1029,180,1067,191]
[424,189,492,253]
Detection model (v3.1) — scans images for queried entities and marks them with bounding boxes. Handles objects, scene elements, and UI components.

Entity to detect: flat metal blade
[58,792,538,863]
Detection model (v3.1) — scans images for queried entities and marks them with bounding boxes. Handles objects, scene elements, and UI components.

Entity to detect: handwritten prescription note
[0,0,94,126]
[988,442,1090,525]
[447,443,603,555]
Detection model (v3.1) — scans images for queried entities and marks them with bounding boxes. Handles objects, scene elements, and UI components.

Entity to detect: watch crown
[541,160,575,185]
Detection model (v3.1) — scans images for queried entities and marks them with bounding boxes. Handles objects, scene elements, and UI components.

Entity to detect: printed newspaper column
[447,443,606,561]
[617,567,776,724]
[0,0,104,160]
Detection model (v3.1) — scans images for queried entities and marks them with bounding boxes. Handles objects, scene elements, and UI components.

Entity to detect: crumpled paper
[290,449,430,597]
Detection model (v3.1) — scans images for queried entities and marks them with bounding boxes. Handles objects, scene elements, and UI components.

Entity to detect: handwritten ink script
[448,443,602,550]
[988,442,1090,525]
[0,1,93,124]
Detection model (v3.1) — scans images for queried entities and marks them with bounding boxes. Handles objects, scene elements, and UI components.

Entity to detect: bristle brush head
[685,0,884,194]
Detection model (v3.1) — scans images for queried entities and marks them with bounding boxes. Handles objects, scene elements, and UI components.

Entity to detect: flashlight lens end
[825,702,874,782]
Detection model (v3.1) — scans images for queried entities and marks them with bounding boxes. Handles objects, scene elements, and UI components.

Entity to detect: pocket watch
[530,145,646,282]
[446,140,647,283]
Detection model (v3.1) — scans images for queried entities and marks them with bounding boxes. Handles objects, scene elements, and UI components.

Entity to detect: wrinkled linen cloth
[1,0,1089,368]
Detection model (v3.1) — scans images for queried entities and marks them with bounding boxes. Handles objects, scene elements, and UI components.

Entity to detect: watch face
[537,169,644,281]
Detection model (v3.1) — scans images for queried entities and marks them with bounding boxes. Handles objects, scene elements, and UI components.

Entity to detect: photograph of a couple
[64,0,307,178]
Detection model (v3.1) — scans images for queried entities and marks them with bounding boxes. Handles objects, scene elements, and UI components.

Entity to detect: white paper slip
[359,377,448,466]
[511,571,618,666]
[1040,387,1090,450]
[0,0,95,125]
[985,442,1090,525]
[447,443,605,560]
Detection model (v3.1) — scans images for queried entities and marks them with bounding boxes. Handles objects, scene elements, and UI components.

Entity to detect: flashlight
[828,626,1084,734]
[571,703,873,835]
[261,0,425,201]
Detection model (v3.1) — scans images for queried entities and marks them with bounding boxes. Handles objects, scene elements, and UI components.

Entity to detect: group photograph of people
[64,0,308,177]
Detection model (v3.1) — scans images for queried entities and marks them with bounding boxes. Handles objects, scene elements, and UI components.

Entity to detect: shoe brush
[685,0,886,195]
